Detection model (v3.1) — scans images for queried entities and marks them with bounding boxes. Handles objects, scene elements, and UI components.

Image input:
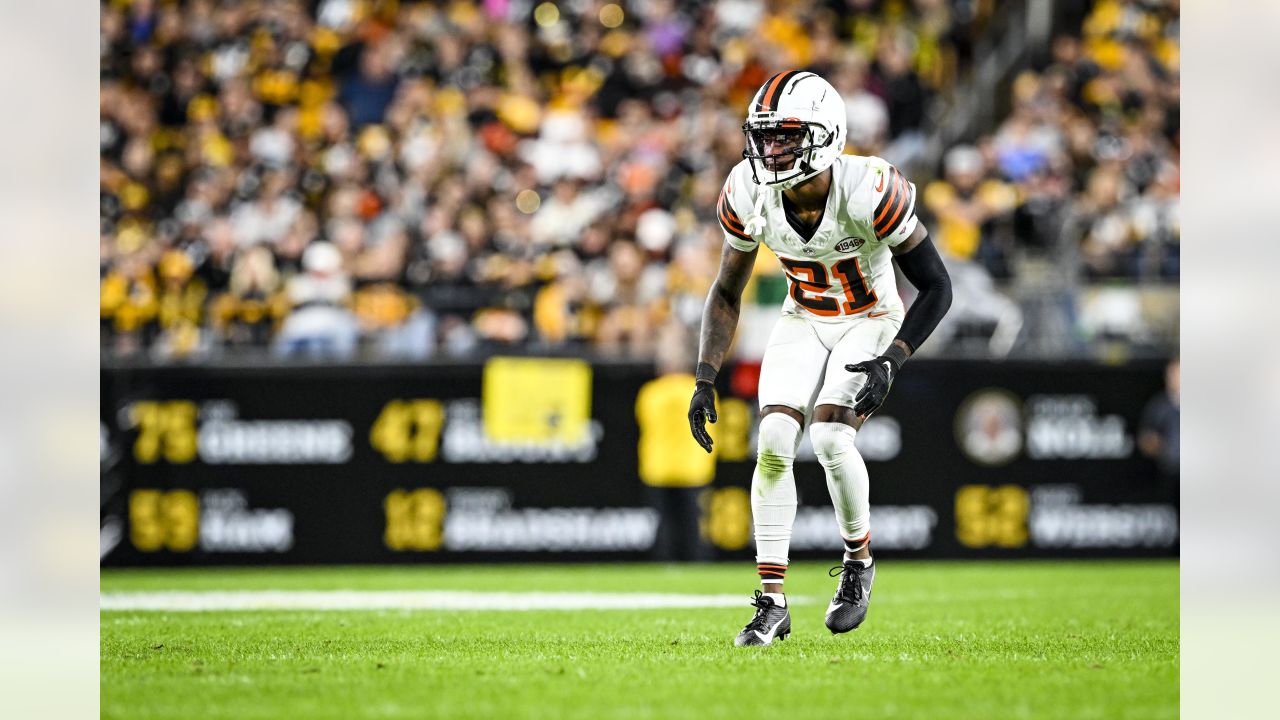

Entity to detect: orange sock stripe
[843,533,871,551]
[756,564,788,578]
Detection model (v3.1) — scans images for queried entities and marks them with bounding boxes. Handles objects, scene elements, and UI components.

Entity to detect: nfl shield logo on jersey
[835,237,865,253]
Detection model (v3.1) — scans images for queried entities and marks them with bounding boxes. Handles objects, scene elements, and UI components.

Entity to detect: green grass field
[101,561,1178,720]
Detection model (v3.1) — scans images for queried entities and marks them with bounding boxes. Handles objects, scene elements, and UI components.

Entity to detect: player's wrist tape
[695,362,718,386]
[881,344,909,372]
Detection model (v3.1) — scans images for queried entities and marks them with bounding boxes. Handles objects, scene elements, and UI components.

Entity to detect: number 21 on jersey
[779,256,878,316]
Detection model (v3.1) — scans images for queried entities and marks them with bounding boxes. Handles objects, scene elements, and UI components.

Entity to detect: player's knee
[810,421,858,469]
[756,412,801,480]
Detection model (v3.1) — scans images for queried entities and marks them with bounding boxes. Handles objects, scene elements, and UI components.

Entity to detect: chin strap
[744,190,769,236]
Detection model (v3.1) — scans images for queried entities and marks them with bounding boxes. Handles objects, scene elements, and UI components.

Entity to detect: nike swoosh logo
[753,615,787,642]
[826,600,843,616]
[867,310,890,318]
[874,173,885,192]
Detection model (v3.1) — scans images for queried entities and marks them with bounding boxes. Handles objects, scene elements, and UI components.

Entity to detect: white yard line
[100,590,813,612]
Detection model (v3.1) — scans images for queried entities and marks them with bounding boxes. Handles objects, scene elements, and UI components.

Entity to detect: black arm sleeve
[892,234,953,353]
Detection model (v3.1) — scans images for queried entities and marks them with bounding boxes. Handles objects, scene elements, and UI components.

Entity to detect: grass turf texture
[102,561,1177,720]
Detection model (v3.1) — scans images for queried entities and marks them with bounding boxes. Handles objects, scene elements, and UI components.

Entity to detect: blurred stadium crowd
[100,0,1179,362]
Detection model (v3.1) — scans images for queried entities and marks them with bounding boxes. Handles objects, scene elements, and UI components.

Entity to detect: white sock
[810,422,871,544]
[843,533,872,565]
[763,592,786,607]
[752,413,802,569]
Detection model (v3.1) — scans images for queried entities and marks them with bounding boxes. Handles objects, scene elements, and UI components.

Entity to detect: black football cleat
[734,590,792,647]
[825,559,875,634]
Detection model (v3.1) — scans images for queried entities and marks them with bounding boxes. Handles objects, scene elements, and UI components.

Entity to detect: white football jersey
[717,154,919,321]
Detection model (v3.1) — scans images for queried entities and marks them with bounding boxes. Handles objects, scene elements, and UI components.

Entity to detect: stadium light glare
[516,189,542,214]
[534,2,560,28]
[599,4,624,29]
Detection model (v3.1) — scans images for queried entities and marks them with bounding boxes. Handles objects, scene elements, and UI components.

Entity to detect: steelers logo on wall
[954,389,1023,466]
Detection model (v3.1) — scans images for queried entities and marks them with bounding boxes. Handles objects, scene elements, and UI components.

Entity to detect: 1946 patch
[835,237,865,253]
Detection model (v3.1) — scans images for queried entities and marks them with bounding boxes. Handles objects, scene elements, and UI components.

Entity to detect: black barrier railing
[100,358,1178,566]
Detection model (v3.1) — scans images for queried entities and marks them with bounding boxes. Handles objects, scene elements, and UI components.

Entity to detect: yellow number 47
[370,399,445,463]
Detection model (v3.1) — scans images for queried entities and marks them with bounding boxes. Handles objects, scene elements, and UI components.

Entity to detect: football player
[688,71,953,646]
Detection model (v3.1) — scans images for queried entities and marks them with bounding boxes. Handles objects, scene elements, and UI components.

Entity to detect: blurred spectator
[920,0,1179,355]
[100,248,159,356]
[275,241,359,359]
[213,243,286,350]
[338,40,403,129]
[590,240,666,355]
[532,250,592,347]
[99,0,1177,364]
[635,321,715,562]
[1138,355,1179,502]
[923,144,1017,276]
[874,29,930,167]
[978,0,1178,280]
[151,249,209,360]
[1076,163,1138,277]
[232,168,302,247]
[353,281,434,360]
[530,178,611,248]
[101,0,978,361]
[832,49,889,155]
[1129,159,1179,278]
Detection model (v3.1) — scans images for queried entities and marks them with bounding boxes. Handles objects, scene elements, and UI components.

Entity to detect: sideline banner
[100,359,1177,565]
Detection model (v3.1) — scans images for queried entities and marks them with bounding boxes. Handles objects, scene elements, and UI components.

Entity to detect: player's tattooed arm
[689,243,757,452]
[698,243,758,372]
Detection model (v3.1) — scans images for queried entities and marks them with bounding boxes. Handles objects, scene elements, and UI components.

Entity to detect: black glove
[845,344,909,419]
[688,363,718,453]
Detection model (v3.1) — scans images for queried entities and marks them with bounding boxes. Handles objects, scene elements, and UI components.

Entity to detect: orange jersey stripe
[720,192,743,225]
[874,173,905,233]
[720,223,752,242]
[717,192,744,230]
[873,169,902,228]
[719,211,750,240]
[877,175,910,236]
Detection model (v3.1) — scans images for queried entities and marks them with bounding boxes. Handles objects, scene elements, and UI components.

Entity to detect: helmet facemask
[742,119,833,190]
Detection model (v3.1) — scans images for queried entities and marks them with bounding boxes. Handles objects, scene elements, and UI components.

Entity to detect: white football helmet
[742,71,847,190]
